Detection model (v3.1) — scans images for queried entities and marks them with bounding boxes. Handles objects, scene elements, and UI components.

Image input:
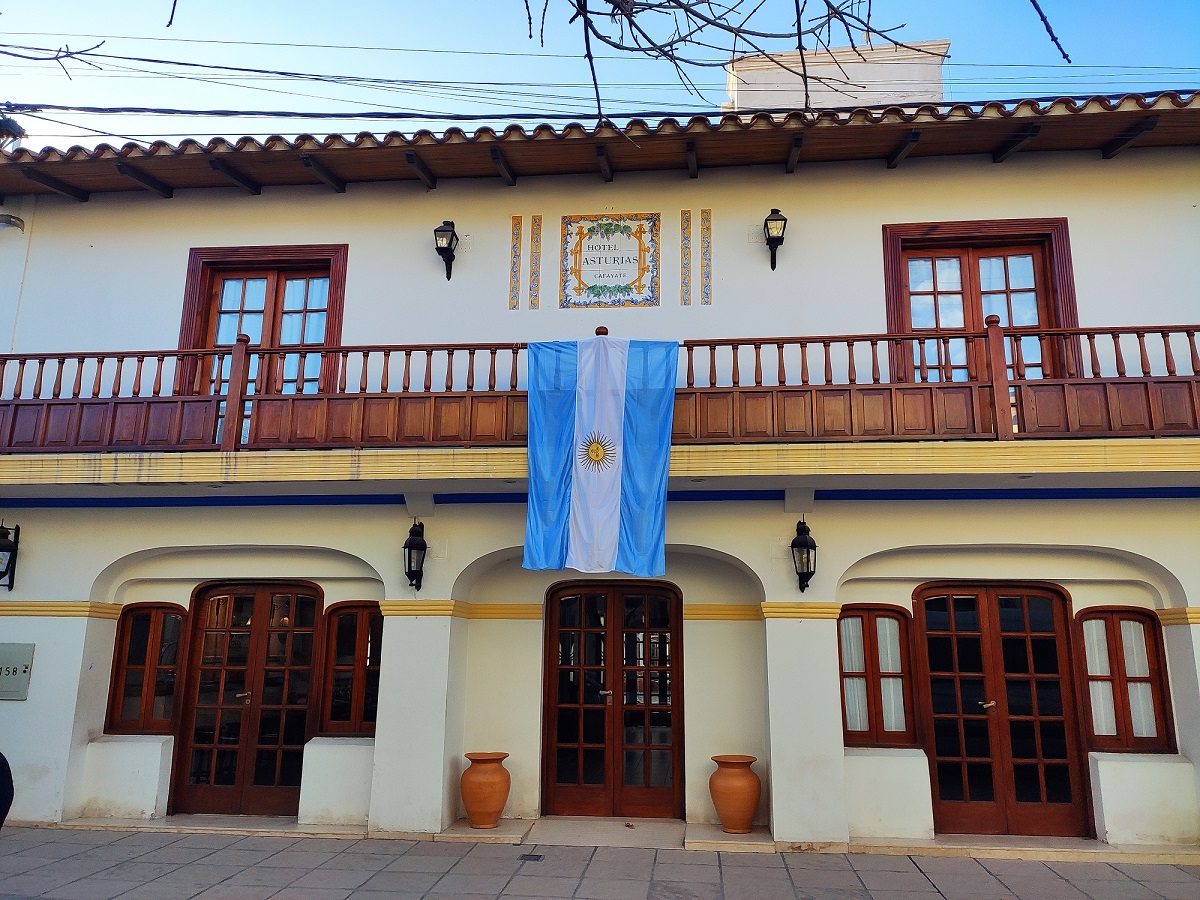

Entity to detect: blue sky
[0,1,1196,150]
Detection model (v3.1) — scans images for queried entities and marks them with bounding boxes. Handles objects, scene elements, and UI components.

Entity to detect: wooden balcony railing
[1,320,1198,454]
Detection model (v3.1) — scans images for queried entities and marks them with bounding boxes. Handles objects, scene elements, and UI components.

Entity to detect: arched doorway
[173,582,323,816]
[914,583,1089,837]
[541,581,684,818]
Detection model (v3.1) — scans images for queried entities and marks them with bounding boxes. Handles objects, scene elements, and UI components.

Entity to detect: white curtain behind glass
[839,617,868,732]
[876,617,906,732]
[1121,619,1158,738]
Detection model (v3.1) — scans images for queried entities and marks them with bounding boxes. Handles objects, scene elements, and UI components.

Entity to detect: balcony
[2,319,1198,455]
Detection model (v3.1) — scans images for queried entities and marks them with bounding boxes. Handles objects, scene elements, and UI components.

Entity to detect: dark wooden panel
[672,393,698,440]
[9,405,44,447]
[0,404,10,447]
[324,398,361,443]
[1109,383,1153,432]
[432,397,468,442]
[361,397,398,443]
[776,390,813,438]
[1065,383,1111,432]
[1152,382,1198,431]
[252,399,290,444]
[738,392,774,438]
[509,396,528,441]
[41,405,78,447]
[179,400,218,445]
[77,404,113,447]
[470,396,507,443]
[398,398,431,441]
[288,399,327,443]
[142,403,178,446]
[934,387,978,434]
[1020,384,1070,433]
[854,389,894,436]
[698,392,735,439]
[111,403,147,445]
[894,388,933,435]
[813,390,853,438]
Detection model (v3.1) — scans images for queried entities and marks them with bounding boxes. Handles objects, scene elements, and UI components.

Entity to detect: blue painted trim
[2,486,1197,511]
[815,487,1200,501]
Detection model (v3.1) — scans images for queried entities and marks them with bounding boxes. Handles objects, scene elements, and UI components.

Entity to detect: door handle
[979,700,996,709]
[235,692,252,706]
[598,690,613,695]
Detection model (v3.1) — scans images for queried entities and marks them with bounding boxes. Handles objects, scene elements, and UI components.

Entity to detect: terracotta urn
[460,752,511,829]
[709,755,761,834]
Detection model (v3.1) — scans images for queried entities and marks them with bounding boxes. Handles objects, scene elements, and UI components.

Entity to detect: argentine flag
[523,336,678,578]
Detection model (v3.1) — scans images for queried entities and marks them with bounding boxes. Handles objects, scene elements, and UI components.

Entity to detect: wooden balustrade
[2,324,1198,453]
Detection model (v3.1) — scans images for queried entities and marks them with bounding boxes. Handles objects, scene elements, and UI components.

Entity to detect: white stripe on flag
[566,337,628,572]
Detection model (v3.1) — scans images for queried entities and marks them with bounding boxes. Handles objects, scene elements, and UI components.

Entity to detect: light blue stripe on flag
[615,340,678,577]
[522,341,577,572]
[523,337,678,577]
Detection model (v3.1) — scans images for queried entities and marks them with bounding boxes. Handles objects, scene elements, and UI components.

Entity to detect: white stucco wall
[844,747,935,840]
[1090,753,1200,845]
[0,149,1196,358]
[298,737,374,826]
[79,734,173,819]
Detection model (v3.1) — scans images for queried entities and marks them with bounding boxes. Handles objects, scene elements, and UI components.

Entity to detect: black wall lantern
[790,518,817,592]
[403,520,428,591]
[0,521,19,591]
[763,208,788,271]
[433,220,459,280]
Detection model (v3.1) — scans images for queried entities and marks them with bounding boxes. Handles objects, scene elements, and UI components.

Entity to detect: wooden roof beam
[1102,116,1159,159]
[686,140,699,179]
[784,135,804,174]
[596,144,614,182]
[208,158,261,195]
[20,166,89,202]
[991,124,1041,163]
[489,147,517,186]
[300,154,346,193]
[405,151,437,190]
[886,129,922,169]
[115,161,173,198]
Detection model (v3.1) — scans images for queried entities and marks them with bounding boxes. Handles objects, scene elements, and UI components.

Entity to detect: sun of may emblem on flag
[578,431,616,471]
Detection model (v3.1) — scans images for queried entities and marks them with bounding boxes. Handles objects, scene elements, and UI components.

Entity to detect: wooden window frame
[177,244,349,352]
[106,603,188,735]
[319,601,383,736]
[1075,607,1175,753]
[883,218,1079,335]
[838,604,917,747]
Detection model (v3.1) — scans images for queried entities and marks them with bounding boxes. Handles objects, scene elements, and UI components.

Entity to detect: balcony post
[220,334,251,452]
[985,315,1014,440]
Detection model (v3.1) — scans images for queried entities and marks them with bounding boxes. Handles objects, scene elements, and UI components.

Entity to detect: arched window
[321,602,383,735]
[107,604,186,734]
[1077,608,1173,752]
[838,605,916,745]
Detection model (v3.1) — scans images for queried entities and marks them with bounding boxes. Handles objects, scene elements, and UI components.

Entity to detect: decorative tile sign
[0,643,34,700]
[560,212,660,308]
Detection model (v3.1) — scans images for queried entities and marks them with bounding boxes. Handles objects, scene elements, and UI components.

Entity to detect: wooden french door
[915,585,1089,836]
[542,583,684,818]
[173,584,320,815]
[901,245,1056,382]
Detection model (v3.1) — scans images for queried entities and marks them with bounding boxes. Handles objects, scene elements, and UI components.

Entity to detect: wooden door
[542,583,684,818]
[916,585,1089,836]
[173,585,320,815]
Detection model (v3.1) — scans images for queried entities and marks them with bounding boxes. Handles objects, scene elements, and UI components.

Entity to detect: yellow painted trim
[3,438,1200,488]
[0,601,121,620]
[684,605,763,621]
[1158,608,1200,626]
[465,604,542,620]
[379,600,462,617]
[761,602,840,620]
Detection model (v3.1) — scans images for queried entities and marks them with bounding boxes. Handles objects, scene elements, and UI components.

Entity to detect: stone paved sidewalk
[2,826,1200,900]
